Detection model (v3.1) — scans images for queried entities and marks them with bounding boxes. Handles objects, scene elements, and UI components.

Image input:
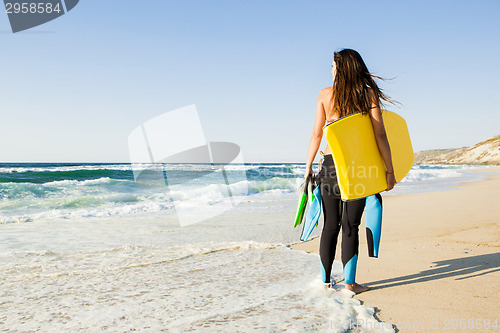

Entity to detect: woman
[304,49,397,294]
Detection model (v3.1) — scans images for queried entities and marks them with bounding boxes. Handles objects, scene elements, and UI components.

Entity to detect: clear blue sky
[1,0,499,163]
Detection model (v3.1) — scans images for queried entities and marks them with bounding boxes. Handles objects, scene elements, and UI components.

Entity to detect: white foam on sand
[0,245,394,332]
[0,188,395,331]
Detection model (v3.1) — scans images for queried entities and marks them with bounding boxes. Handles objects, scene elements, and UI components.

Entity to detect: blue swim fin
[365,194,382,257]
[300,182,322,242]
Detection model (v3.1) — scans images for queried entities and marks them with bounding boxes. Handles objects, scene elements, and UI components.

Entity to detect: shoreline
[290,166,500,332]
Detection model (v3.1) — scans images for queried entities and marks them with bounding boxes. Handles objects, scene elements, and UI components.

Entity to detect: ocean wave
[168,177,299,201]
[0,164,134,174]
[0,169,134,184]
[0,176,299,223]
[399,164,481,183]
[245,177,299,194]
[0,197,176,224]
[245,165,298,178]
[0,163,308,186]
[0,182,59,200]
[0,163,489,224]
[44,177,114,186]
[399,168,462,183]
[0,177,137,200]
[0,163,303,174]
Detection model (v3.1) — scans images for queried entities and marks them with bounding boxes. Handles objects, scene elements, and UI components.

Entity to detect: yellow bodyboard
[323,110,414,200]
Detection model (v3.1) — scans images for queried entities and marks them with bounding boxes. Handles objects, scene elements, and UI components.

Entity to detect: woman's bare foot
[345,283,370,294]
[322,282,334,290]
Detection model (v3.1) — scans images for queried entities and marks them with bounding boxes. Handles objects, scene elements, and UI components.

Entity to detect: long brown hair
[330,49,395,119]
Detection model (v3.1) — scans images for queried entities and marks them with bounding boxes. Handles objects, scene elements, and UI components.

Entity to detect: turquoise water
[0,162,491,224]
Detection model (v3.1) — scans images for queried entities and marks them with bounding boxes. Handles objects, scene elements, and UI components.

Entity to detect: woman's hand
[304,165,313,179]
[385,172,396,191]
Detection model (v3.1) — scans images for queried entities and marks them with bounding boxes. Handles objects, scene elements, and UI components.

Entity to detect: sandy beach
[291,166,500,332]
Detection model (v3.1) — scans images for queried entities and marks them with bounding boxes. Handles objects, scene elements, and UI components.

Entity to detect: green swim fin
[300,182,322,242]
[294,175,311,228]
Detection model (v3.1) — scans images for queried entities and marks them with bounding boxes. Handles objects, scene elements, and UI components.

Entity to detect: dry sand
[291,166,500,332]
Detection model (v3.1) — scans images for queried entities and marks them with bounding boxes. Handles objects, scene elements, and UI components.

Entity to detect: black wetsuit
[317,154,382,284]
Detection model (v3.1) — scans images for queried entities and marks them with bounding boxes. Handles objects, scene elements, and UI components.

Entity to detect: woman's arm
[304,90,327,178]
[368,91,396,191]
